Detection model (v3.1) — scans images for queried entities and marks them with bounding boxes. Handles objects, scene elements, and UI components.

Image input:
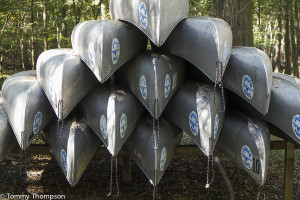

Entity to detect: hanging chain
[257,184,265,200]
[107,156,113,197]
[205,137,215,188]
[19,131,27,180]
[213,61,226,113]
[107,156,119,198]
[56,100,64,141]
[152,117,160,200]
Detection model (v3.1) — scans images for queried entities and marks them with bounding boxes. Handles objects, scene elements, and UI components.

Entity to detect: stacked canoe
[0,0,299,196]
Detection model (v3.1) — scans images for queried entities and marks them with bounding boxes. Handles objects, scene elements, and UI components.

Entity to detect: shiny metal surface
[163,81,225,157]
[158,16,232,83]
[124,114,182,186]
[0,96,18,162]
[262,73,300,145]
[78,82,144,157]
[116,51,186,119]
[36,49,98,120]
[1,71,55,150]
[223,47,272,115]
[42,113,101,187]
[71,20,147,83]
[110,0,189,47]
[216,109,270,185]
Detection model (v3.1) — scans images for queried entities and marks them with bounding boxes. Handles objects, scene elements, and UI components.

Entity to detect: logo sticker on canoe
[111,38,120,64]
[214,114,219,139]
[100,115,107,140]
[292,115,300,139]
[139,75,147,100]
[242,75,254,99]
[164,74,171,98]
[160,147,167,171]
[189,111,199,136]
[33,112,42,135]
[60,149,67,173]
[172,73,177,90]
[241,145,253,170]
[49,77,55,102]
[139,2,148,29]
[88,42,96,68]
[120,113,127,138]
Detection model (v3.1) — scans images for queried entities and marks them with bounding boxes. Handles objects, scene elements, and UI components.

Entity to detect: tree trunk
[294,1,299,75]
[284,0,292,75]
[43,0,48,51]
[290,0,298,77]
[61,2,67,47]
[31,0,35,69]
[275,8,283,72]
[212,0,225,18]
[230,0,254,46]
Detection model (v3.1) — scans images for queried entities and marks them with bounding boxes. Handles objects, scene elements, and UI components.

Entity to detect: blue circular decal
[160,147,167,171]
[139,75,147,100]
[33,112,42,135]
[164,74,171,98]
[292,115,300,139]
[189,111,199,136]
[60,149,67,173]
[139,2,148,29]
[100,115,107,140]
[120,114,127,138]
[214,114,219,139]
[241,145,253,170]
[242,75,254,99]
[111,38,120,64]
[88,42,96,68]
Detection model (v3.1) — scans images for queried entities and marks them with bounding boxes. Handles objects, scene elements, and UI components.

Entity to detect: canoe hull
[158,16,232,83]
[42,113,100,187]
[163,81,225,156]
[71,20,147,83]
[0,97,18,162]
[223,47,272,115]
[116,52,186,119]
[216,109,270,185]
[110,0,189,47]
[37,49,98,120]
[78,83,144,157]
[1,71,55,150]
[125,114,182,185]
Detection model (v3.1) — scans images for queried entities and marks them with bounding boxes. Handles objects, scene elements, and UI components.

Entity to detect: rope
[152,118,160,200]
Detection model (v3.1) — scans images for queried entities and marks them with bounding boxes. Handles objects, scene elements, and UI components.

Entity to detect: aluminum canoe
[124,114,182,186]
[223,47,272,115]
[115,52,186,119]
[261,73,300,145]
[71,20,147,83]
[0,95,18,162]
[216,109,270,185]
[42,113,100,187]
[36,49,98,120]
[158,16,232,83]
[163,81,225,157]
[110,0,189,47]
[1,71,55,150]
[78,82,144,157]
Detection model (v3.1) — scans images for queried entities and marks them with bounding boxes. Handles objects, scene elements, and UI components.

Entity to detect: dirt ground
[0,148,299,200]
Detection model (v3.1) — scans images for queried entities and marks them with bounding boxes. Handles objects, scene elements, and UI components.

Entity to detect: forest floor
[0,147,299,200]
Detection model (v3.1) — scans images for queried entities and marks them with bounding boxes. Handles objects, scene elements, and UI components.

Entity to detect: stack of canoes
[0,0,299,196]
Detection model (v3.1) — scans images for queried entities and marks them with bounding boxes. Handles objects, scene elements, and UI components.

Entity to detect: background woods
[0,0,299,76]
